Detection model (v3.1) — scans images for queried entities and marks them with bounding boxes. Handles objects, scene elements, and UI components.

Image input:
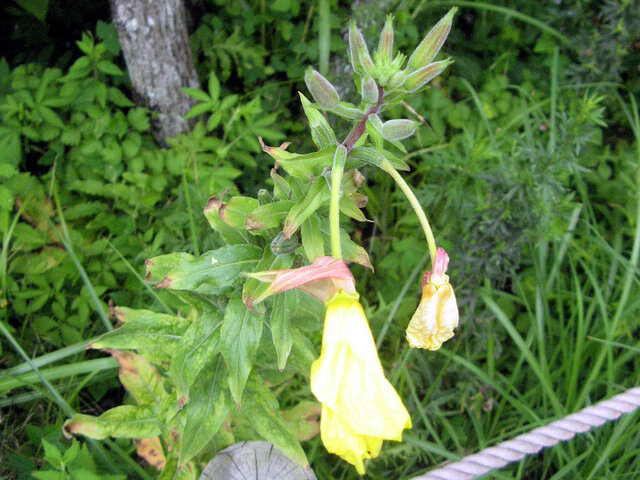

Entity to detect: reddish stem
[341,84,384,153]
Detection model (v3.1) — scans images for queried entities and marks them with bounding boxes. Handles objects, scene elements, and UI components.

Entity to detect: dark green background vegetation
[2,0,640,478]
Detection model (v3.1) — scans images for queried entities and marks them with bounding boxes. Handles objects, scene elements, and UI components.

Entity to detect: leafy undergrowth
[2,1,640,479]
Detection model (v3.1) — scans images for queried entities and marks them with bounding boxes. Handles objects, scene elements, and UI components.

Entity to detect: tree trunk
[110,0,200,145]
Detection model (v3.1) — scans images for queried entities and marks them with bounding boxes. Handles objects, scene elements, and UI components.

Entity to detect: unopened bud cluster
[303,8,456,143]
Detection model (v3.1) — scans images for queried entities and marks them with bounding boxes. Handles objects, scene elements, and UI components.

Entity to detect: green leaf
[262,144,336,180]
[154,245,262,296]
[271,291,293,371]
[204,196,250,245]
[170,312,223,405]
[348,146,410,171]
[289,326,317,377]
[338,228,373,271]
[220,294,265,406]
[32,471,62,480]
[207,72,220,102]
[91,308,189,364]
[97,61,124,76]
[38,106,64,128]
[242,250,293,308]
[159,455,196,480]
[127,108,150,131]
[182,87,211,103]
[12,0,49,23]
[219,196,259,229]
[300,216,325,262]
[283,180,330,238]
[179,359,230,466]
[339,194,368,222]
[246,200,294,231]
[42,439,62,467]
[185,102,212,119]
[63,406,161,439]
[145,252,194,283]
[110,350,168,407]
[241,373,308,467]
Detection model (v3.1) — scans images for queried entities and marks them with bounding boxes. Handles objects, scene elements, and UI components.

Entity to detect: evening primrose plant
[61,9,459,477]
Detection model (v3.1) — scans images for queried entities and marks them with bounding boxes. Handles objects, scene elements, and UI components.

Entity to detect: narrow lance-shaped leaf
[108,350,168,408]
[91,308,189,364]
[220,294,265,406]
[283,180,330,239]
[169,312,223,406]
[408,7,457,71]
[240,373,309,467]
[178,359,230,466]
[63,406,161,440]
[154,245,262,296]
[300,216,325,263]
[271,291,294,371]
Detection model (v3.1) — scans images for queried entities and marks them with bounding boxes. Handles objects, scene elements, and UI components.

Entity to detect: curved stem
[381,159,437,266]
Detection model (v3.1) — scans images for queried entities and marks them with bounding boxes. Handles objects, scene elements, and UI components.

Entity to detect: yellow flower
[310,291,411,474]
[406,248,459,350]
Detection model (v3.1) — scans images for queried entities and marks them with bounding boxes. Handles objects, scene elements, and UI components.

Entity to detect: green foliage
[3,2,640,480]
[33,439,125,480]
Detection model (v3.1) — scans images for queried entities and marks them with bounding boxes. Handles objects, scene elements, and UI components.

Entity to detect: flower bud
[349,21,374,77]
[386,70,407,90]
[304,68,340,108]
[403,59,453,92]
[299,92,337,149]
[380,119,417,142]
[408,7,457,71]
[377,15,394,65]
[361,77,379,103]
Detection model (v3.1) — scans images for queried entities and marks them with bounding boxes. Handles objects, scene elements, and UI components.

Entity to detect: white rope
[413,386,640,480]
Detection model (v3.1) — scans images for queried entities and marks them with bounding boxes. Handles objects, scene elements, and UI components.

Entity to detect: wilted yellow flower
[311,291,411,474]
[406,248,459,350]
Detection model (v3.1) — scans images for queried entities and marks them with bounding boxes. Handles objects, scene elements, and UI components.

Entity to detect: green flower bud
[304,68,340,108]
[381,119,417,142]
[361,77,379,104]
[349,21,373,77]
[387,70,407,90]
[330,103,365,121]
[408,7,457,71]
[299,92,337,149]
[377,15,394,65]
[403,59,453,92]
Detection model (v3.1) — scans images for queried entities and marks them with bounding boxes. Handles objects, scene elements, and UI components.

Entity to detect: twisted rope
[413,386,640,480]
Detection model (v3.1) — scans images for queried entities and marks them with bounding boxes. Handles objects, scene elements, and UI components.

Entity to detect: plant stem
[330,146,347,259]
[328,84,385,259]
[342,84,384,153]
[381,159,437,266]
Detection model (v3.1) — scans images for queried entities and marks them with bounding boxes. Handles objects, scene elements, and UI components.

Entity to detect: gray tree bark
[110,0,200,145]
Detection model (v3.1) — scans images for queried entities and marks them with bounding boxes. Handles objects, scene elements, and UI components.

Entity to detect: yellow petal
[320,405,381,475]
[406,282,459,350]
[310,291,412,472]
